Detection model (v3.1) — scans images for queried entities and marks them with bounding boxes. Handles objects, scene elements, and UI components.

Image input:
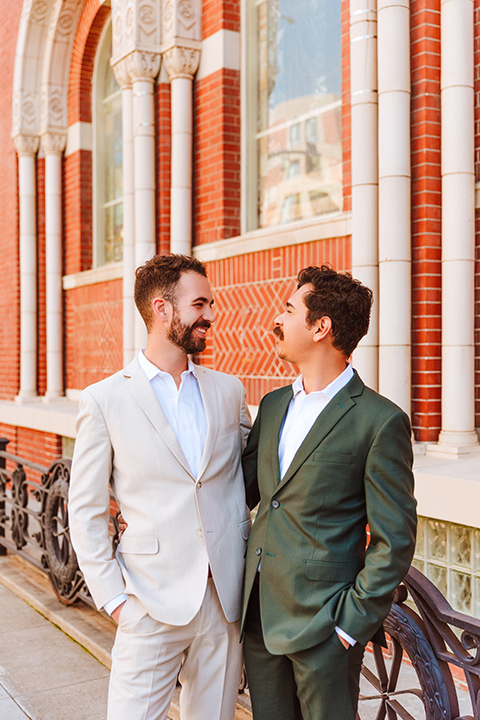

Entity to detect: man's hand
[117,513,128,539]
[111,601,126,624]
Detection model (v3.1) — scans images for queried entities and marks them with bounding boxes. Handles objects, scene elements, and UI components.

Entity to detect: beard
[167,310,210,354]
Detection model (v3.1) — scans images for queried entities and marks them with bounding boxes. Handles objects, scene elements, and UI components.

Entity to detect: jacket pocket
[117,535,159,554]
[305,560,360,582]
[311,451,353,464]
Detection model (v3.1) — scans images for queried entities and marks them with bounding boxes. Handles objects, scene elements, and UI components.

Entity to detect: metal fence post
[0,437,10,555]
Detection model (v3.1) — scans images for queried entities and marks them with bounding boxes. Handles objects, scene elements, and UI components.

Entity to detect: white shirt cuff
[104,593,129,616]
[335,626,357,646]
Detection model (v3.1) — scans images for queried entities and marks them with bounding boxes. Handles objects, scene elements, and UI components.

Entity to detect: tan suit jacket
[69,357,251,626]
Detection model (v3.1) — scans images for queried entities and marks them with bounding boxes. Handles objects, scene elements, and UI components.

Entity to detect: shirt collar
[292,363,354,399]
[137,350,198,382]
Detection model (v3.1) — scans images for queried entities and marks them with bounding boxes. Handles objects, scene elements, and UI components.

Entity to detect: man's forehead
[287,284,312,308]
[177,271,214,301]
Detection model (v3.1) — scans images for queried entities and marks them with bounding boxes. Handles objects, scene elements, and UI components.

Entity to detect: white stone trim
[0,399,78,439]
[196,30,240,81]
[65,122,93,157]
[192,212,352,263]
[63,262,124,290]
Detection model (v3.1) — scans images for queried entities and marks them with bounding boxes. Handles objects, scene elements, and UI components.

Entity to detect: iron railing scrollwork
[0,439,118,606]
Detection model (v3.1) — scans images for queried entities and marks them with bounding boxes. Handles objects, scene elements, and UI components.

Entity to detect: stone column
[350,0,378,389]
[434,0,479,454]
[113,58,136,364]
[126,50,161,350]
[162,44,200,255]
[377,0,412,415]
[42,132,66,400]
[14,134,39,402]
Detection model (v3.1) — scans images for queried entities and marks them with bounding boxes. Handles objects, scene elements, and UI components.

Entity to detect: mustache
[193,320,211,330]
[273,326,284,340]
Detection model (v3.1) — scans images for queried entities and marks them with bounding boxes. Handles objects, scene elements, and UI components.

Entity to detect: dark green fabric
[241,371,417,655]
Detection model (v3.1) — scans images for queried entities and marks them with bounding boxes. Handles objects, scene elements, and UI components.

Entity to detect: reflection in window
[94,19,123,266]
[254,0,342,229]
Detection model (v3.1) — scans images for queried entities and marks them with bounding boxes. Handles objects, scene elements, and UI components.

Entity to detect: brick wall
[0,424,62,479]
[156,79,172,256]
[200,237,351,404]
[410,0,442,441]
[64,279,123,390]
[0,1,22,401]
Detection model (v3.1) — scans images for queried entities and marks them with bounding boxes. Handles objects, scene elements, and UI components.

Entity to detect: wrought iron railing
[1,438,480,718]
[0,438,119,605]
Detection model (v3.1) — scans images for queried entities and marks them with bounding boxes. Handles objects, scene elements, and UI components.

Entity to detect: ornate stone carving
[112,0,162,64]
[41,132,66,155]
[161,0,201,46]
[30,0,49,24]
[126,49,161,82]
[12,90,40,138]
[14,134,40,157]
[40,87,67,132]
[112,57,132,89]
[162,44,200,80]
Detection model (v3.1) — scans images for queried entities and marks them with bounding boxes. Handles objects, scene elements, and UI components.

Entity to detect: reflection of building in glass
[258,94,342,226]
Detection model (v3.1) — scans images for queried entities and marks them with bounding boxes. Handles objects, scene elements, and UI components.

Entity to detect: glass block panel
[426,563,447,597]
[426,519,447,561]
[450,570,472,614]
[450,524,471,568]
[415,517,425,557]
[473,530,480,571]
[474,577,480,619]
[411,558,425,573]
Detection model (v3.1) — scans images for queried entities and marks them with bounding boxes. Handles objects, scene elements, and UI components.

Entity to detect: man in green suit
[241,265,417,720]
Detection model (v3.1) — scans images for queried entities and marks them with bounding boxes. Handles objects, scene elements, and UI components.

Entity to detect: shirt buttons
[271,500,280,509]
[256,547,262,556]
[197,481,202,488]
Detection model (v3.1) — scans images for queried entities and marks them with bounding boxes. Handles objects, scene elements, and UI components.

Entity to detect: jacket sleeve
[68,390,126,610]
[239,381,252,453]
[335,409,417,646]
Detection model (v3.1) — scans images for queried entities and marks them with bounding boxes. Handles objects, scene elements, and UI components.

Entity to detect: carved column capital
[14,134,39,157]
[41,132,66,156]
[112,56,132,89]
[162,43,201,80]
[125,49,161,83]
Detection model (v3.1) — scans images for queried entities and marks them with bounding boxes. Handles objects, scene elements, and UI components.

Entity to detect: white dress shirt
[104,351,208,616]
[277,363,356,646]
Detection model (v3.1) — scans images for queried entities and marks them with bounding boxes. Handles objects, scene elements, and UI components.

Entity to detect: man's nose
[204,306,215,323]
[274,313,284,326]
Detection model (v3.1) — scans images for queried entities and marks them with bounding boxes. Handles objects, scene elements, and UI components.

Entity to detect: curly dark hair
[134,254,208,331]
[297,265,373,358]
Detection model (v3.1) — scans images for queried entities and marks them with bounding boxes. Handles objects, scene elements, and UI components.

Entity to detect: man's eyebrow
[192,296,214,304]
[286,300,295,310]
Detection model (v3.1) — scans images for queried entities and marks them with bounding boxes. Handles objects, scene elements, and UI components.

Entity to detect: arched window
[246,0,342,230]
[93,18,123,266]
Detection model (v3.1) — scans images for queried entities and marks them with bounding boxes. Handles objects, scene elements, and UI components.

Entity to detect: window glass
[94,20,123,266]
[255,0,342,229]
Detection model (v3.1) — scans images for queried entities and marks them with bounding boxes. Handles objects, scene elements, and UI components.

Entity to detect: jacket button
[271,500,280,509]
[256,547,262,556]
[197,529,203,537]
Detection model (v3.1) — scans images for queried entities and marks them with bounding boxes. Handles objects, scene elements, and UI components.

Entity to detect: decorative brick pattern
[193,69,241,245]
[0,424,62,481]
[410,0,442,441]
[156,81,172,256]
[65,280,123,390]
[202,0,240,39]
[199,237,351,405]
[64,150,93,275]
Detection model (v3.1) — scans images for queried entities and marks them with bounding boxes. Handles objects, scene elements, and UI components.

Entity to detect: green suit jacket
[241,371,417,655]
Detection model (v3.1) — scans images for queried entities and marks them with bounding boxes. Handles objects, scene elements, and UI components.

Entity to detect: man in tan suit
[69,254,251,720]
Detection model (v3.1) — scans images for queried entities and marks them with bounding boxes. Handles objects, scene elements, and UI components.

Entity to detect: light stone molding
[126,49,161,82]
[162,43,200,79]
[14,133,39,156]
[41,131,66,155]
[162,0,201,44]
[12,91,40,138]
[112,0,163,65]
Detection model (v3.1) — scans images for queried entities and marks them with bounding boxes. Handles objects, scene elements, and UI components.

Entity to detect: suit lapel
[263,386,293,489]
[123,358,194,478]
[195,365,218,480]
[276,373,364,491]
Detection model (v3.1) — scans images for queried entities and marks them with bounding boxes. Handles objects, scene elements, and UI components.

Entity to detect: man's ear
[152,296,170,324]
[312,316,333,343]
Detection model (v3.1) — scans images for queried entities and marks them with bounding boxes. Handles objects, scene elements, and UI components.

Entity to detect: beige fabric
[69,356,252,626]
[108,580,243,720]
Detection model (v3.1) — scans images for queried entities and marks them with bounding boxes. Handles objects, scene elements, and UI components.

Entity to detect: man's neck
[143,338,189,388]
[298,354,349,395]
